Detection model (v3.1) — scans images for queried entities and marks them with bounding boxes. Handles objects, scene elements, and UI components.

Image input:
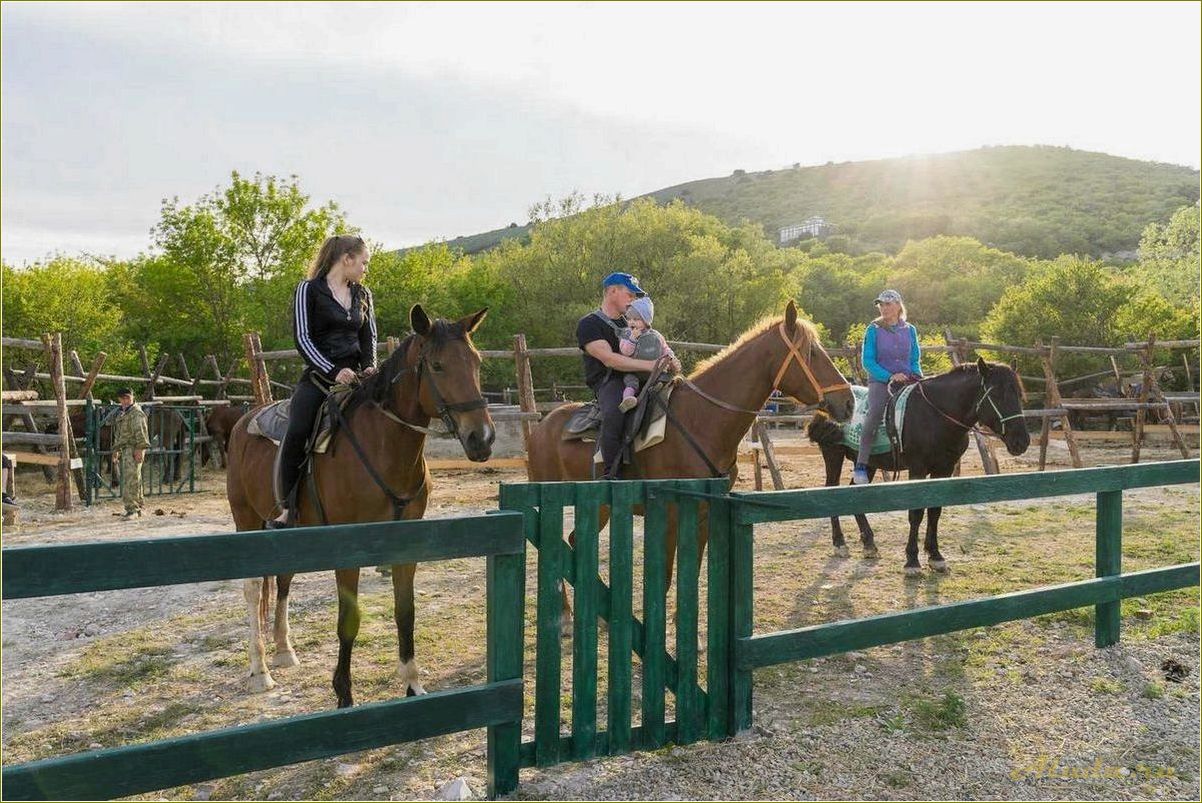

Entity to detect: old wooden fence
[0,514,526,800]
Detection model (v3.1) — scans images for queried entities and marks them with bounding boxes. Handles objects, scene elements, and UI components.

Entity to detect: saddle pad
[247,398,335,454]
[564,382,674,450]
[840,383,915,456]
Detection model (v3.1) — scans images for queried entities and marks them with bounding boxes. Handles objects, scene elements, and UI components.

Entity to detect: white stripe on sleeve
[295,281,335,372]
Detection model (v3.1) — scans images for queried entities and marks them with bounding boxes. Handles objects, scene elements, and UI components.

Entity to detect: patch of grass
[1142,682,1165,699]
[908,691,967,731]
[883,769,912,788]
[1089,677,1124,695]
[1141,605,1200,639]
[59,631,177,686]
[804,701,881,727]
[876,711,908,735]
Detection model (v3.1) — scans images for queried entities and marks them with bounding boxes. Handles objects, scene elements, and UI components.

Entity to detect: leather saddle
[564,378,676,473]
[246,386,357,509]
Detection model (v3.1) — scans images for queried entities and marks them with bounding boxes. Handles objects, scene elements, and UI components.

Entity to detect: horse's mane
[344,319,472,416]
[934,361,1026,400]
[690,315,822,379]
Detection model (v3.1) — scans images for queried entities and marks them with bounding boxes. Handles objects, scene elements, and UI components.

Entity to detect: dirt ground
[1,436,1198,801]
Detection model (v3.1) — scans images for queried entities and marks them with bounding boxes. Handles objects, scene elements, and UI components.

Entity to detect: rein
[914,374,1024,438]
[681,323,852,415]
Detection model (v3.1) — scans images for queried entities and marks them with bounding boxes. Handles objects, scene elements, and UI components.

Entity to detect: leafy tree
[887,236,1029,337]
[980,256,1133,376]
[1131,205,1200,308]
[1,257,129,363]
[149,172,346,359]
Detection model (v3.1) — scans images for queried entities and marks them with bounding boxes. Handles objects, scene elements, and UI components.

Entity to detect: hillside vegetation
[430,146,1198,260]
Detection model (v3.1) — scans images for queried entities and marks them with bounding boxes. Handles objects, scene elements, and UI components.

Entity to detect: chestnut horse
[526,301,855,619]
[226,305,494,707]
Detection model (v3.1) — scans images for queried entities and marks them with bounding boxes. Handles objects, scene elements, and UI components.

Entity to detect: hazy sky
[2,1,1199,265]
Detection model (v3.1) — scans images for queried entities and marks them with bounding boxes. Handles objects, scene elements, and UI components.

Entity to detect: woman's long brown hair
[306,234,367,281]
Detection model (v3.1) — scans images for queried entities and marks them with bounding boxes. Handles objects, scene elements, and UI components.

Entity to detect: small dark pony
[807,357,1031,574]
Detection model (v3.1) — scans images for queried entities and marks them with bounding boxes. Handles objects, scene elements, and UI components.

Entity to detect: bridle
[915,372,1024,438]
[681,322,851,414]
[375,336,488,440]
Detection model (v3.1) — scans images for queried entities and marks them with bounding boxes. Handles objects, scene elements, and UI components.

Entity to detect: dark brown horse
[527,301,855,618]
[203,401,250,465]
[226,305,493,707]
[807,358,1031,574]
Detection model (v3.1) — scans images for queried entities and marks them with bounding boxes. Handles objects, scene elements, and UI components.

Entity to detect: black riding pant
[595,373,627,478]
[278,374,329,508]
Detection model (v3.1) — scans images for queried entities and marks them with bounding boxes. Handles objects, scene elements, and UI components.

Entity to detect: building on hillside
[779,216,835,244]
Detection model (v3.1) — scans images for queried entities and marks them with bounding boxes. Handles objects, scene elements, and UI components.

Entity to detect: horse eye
[431,362,444,372]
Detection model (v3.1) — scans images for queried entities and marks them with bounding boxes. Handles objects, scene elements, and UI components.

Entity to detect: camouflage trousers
[119,453,145,513]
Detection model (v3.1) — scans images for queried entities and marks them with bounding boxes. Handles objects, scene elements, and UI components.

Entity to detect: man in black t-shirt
[576,272,681,478]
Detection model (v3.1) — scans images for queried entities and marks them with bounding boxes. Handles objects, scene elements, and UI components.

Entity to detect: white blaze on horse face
[397,658,427,696]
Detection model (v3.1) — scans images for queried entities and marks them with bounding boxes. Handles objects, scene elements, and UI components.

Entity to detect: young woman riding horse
[808,357,1031,574]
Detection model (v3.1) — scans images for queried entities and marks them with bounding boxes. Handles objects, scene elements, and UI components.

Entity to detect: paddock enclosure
[2,453,1198,800]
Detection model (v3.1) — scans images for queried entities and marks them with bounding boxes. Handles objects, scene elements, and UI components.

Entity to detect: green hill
[407,146,1198,260]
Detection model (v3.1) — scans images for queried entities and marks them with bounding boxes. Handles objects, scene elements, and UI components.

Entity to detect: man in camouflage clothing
[111,388,150,518]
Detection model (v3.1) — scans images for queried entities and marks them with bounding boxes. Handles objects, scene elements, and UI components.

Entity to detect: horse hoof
[272,651,299,669]
[904,565,923,577]
[929,560,949,573]
[248,672,276,693]
[833,544,851,558]
[862,546,880,559]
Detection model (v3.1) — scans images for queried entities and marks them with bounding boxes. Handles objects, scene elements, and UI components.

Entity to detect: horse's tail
[806,411,844,449]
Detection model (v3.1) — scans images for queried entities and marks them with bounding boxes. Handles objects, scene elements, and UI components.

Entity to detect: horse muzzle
[461,424,495,463]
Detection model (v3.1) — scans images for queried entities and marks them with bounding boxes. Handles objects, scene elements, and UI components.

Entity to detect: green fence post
[1095,489,1123,647]
[731,518,755,734]
[571,484,602,761]
[533,484,566,767]
[674,483,701,745]
[607,482,636,754]
[487,536,526,798]
[705,491,731,741]
[642,485,668,748]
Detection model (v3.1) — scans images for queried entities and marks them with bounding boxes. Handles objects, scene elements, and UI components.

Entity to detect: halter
[681,322,852,415]
[915,372,1024,437]
[376,336,488,440]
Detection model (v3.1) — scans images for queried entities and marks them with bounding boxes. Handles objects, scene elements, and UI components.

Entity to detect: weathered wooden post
[43,333,73,510]
[512,334,537,452]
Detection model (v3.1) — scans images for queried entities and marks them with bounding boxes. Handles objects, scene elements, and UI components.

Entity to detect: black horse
[807,358,1031,574]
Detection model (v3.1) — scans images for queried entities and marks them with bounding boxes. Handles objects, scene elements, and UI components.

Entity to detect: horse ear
[784,300,798,335]
[977,355,990,376]
[461,307,489,334]
[410,304,433,336]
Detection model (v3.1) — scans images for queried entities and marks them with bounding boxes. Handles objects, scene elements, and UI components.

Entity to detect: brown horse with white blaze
[526,301,854,616]
[225,305,494,707]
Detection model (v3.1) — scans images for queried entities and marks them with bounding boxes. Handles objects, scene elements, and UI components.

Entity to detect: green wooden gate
[499,478,733,766]
[83,401,199,503]
[0,514,526,800]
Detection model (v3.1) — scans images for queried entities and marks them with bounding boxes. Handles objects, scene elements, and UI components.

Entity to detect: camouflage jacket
[112,404,150,451]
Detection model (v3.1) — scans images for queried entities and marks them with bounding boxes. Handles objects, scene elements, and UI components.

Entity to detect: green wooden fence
[4,460,1198,798]
[498,478,732,767]
[726,459,1201,732]
[0,514,526,801]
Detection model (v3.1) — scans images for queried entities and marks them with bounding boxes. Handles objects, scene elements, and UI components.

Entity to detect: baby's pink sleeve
[619,338,636,356]
[659,333,674,358]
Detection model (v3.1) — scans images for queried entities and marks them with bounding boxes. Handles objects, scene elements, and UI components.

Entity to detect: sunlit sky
[2,1,1199,265]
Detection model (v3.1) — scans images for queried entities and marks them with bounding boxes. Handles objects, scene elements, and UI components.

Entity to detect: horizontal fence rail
[2,682,522,801]
[1,514,525,599]
[738,564,1200,669]
[1,513,527,800]
[731,460,1200,525]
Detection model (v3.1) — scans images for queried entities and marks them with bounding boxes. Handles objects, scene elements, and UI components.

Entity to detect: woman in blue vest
[854,289,922,485]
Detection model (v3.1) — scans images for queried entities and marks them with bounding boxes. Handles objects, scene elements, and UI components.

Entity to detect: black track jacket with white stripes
[291,277,378,382]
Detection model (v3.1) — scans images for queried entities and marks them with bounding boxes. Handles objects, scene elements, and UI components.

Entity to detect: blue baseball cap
[602,272,646,297]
